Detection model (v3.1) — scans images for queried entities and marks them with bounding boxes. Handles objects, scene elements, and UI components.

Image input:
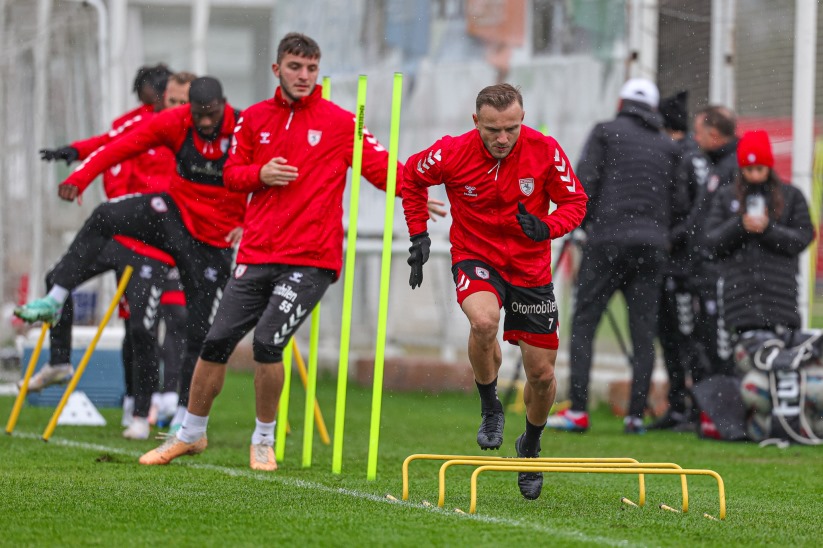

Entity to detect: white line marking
[12,433,633,546]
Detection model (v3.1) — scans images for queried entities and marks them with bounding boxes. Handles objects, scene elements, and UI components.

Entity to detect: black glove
[516,202,550,242]
[39,146,79,165]
[407,232,431,289]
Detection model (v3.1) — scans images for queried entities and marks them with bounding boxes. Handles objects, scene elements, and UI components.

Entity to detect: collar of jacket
[707,138,738,165]
[273,84,322,110]
[618,100,663,130]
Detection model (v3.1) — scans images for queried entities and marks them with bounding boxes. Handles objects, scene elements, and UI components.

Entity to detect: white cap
[619,78,659,108]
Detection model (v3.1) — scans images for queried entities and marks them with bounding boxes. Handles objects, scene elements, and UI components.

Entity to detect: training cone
[57,392,106,426]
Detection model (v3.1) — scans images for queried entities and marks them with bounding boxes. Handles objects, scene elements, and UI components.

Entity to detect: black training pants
[569,243,665,418]
[48,193,233,407]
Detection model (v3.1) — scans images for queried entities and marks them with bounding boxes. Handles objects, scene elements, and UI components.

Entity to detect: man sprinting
[14,77,246,428]
[402,84,587,500]
[138,32,445,471]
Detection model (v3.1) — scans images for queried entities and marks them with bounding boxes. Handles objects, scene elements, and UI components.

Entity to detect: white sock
[251,418,276,447]
[170,405,187,427]
[47,285,69,304]
[177,412,208,443]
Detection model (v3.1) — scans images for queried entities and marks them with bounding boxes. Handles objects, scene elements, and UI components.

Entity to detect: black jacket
[704,182,814,332]
[665,135,710,277]
[696,138,739,266]
[577,100,681,248]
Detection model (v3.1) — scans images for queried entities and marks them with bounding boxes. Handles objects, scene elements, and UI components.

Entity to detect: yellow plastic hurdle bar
[402,454,648,505]
[437,460,690,511]
[468,464,726,519]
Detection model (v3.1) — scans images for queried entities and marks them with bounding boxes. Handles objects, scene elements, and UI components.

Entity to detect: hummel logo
[260,132,271,144]
[555,149,576,192]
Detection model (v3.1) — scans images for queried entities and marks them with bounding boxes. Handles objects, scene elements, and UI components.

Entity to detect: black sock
[476,378,501,414]
[522,418,544,454]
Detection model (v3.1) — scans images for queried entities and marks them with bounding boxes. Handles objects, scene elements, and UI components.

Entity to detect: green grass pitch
[1,370,821,546]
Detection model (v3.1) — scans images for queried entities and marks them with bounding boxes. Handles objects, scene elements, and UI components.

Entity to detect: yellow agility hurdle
[5,322,50,435]
[42,266,134,441]
[468,465,726,519]
[402,454,644,503]
[437,460,689,511]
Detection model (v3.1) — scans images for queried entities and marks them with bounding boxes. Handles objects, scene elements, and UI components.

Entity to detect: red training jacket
[70,104,177,264]
[403,126,588,287]
[63,104,247,248]
[224,85,402,277]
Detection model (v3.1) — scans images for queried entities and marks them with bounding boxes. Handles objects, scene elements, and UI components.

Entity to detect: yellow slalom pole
[367,72,402,481]
[302,306,323,466]
[293,337,330,444]
[332,74,367,474]
[42,266,133,441]
[275,339,294,462]
[5,323,50,435]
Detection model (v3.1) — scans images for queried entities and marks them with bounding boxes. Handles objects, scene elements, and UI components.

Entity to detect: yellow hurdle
[437,460,689,511]
[402,454,644,503]
[42,266,134,441]
[468,465,726,519]
[5,322,50,435]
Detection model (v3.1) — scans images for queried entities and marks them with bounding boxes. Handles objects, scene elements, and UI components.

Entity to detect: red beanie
[737,130,774,168]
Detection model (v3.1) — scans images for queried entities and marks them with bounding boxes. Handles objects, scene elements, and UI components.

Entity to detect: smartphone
[746,194,766,217]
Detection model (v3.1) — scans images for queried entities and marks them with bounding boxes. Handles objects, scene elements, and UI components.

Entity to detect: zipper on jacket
[285,108,294,130]
[487,160,501,181]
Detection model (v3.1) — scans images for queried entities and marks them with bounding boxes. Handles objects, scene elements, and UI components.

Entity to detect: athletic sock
[522,418,544,454]
[251,418,276,447]
[177,412,208,443]
[170,406,187,427]
[476,378,501,414]
[47,285,69,305]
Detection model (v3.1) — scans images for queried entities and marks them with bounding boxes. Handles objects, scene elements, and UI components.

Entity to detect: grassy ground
[1,370,821,547]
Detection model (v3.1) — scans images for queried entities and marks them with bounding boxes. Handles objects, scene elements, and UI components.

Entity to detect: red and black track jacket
[63,104,246,249]
[224,85,402,278]
[70,104,177,264]
[403,126,588,287]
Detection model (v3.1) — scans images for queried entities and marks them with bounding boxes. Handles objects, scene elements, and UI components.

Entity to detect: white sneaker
[122,396,135,427]
[18,363,74,393]
[157,392,179,426]
[123,417,150,440]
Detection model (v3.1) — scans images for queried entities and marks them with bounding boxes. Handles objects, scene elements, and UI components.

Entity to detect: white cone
[58,392,107,426]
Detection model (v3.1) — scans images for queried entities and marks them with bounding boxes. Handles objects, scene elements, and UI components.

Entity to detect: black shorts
[452,259,559,350]
[201,264,335,363]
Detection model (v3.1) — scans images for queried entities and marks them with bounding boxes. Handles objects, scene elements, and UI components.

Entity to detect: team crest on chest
[307,129,322,147]
[519,178,535,196]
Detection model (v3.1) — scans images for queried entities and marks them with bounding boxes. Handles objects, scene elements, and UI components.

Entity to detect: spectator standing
[650,91,711,431]
[546,78,680,434]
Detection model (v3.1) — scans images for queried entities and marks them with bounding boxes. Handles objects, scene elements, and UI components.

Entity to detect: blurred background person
[546,78,681,434]
[650,91,710,431]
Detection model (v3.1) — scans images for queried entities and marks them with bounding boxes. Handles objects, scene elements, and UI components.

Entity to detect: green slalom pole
[332,74,368,474]
[366,72,403,480]
[302,303,322,467]
[275,339,293,462]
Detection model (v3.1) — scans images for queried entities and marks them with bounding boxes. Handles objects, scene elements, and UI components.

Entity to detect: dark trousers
[48,193,233,407]
[658,275,704,413]
[692,267,735,377]
[569,243,665,418]
[46,240,170,417]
